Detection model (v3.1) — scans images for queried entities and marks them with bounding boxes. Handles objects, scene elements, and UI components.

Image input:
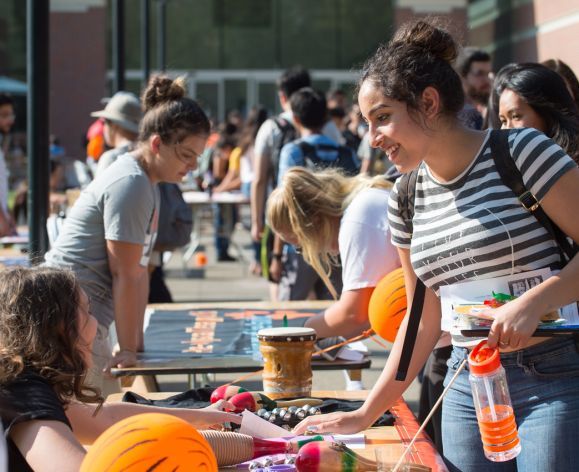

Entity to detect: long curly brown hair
[0,267,102,406]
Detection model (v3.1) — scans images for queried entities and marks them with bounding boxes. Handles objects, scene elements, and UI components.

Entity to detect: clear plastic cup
[374,447,412,471]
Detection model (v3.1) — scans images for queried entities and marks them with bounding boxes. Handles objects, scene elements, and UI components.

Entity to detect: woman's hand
[269,257,282,283]
[187,401,241,429]
[205,399,235,412]
[486,296,543,350]
[292,409,368,436]
[107,349,138,370]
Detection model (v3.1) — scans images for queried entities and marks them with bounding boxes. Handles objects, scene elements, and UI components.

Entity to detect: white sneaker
[346,380,365,391]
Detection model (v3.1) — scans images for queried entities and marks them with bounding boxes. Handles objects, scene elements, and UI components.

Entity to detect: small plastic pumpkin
[368,268,407,342]
[80,413,217,472]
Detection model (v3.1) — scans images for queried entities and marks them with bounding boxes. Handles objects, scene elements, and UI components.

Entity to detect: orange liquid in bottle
[477,404,521,461]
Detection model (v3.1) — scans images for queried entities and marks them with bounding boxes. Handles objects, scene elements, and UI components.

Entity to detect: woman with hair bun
[294,20,579,471]
[45,76,210,394]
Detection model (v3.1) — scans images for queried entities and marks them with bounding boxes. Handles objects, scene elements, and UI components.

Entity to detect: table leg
[188,373,198,389]
[182,206,203,269]
[121,375,160,393]
[223,204,248,265]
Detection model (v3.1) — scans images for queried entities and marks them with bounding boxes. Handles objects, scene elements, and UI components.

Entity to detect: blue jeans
[212,202,237,258]
[442,337,579,471]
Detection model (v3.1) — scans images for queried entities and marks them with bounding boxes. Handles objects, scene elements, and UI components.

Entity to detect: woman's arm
[10,420,86,472]
[0,207,16,236]
[250,151,269,242]
[67,400,241,445]
[305,287,374,338]
[294,248,442,434]
[107,240,149,367]
[214,147,242,193]
[9,402,241,470]
[488,167,579,349]
[213,168,241,193]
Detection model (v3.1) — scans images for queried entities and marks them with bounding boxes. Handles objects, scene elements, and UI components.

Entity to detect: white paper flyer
[440,268,579,343]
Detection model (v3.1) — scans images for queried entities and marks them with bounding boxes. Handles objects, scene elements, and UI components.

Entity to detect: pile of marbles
[248,455,296,471]
[256,404,321,429]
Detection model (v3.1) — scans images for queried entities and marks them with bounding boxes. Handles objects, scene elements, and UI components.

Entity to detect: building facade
[2,0,471,158]
[468,0,579,73]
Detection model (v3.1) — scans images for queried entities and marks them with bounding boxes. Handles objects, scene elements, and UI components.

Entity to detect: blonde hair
[267,167,392,298]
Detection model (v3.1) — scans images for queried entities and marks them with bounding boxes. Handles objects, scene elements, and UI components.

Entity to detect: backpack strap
[396,168,419,235]
[273,116,294,135]
[297,141,359,175]
[490,129,576,262]
[396,277,426,381]
[335,145,360,176]
[297,141,317,163]
[392,167,425,381]
[271,117,296,187]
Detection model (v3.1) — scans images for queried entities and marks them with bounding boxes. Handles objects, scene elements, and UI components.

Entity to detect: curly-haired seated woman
[0,267,239,472]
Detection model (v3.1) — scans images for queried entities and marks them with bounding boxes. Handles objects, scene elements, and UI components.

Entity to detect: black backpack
[270,116,298,188]
[260,117,297,281]
[394,129,577,381]
[153,183,193,252]
[297,141,359,176]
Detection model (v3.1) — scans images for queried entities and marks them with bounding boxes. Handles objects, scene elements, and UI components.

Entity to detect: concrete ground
[156,204,421,414]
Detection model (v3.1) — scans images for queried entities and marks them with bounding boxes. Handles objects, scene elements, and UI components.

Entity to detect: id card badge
[140,232,154,266]
[140,207,159,267]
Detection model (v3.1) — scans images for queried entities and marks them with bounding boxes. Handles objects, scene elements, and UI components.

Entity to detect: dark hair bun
[142,76,187,113]
[393,20,458,64]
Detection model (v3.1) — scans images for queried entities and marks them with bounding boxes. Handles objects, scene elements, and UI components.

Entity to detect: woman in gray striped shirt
[293,20,579,471]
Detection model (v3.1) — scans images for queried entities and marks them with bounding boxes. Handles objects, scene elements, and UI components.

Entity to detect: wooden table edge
[109,357,371,377]
[105,390,447,471]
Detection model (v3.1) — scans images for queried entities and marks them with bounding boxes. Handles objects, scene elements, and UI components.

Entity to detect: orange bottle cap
[468,340,501,374]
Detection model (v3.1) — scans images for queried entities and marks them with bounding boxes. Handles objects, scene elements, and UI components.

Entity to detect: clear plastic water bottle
[468,340,522,462]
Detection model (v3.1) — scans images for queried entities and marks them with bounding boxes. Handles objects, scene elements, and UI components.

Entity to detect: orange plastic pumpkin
[80,413,217,472]
[368,268,407,342]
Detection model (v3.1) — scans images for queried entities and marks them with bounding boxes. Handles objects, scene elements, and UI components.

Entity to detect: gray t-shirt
[45,153,160,327]
[95,143,133,177]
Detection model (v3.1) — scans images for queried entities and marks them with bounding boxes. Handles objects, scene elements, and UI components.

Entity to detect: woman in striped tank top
[294,19,579,471]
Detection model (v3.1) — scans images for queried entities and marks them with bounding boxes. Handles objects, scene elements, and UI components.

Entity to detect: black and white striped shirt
[388,128,576,325]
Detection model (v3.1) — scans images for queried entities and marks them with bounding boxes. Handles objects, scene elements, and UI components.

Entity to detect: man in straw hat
[92,91,142,176]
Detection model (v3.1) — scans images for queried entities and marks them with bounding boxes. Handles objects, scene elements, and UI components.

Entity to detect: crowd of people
[1,15,579,472]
